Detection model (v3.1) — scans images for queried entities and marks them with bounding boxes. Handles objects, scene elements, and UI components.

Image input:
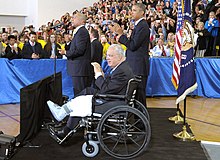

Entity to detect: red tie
[162,46,166,56]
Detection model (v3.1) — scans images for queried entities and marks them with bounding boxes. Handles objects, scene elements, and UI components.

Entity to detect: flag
[171,0,183,90]
[172,0,198,104]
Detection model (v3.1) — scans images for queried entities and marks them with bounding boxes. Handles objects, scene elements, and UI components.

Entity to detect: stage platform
[10,108,207,160]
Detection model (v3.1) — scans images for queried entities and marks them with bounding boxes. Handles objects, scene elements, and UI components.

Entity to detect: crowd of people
[0,0,220,60]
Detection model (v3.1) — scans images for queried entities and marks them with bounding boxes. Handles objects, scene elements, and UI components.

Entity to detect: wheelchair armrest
[95,93,126,99]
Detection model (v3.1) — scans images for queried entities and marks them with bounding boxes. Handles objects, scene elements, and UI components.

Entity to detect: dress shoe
[56,126,71,139]
[47,100,68,122]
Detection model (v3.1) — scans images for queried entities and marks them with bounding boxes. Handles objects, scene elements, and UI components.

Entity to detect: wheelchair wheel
[132,99,150,121]
[82,140,99,157]
[97,105,151,159]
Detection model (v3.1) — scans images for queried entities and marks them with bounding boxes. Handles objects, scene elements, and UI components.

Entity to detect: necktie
[109,69,113,75]
[162,46,166,56]
[31,42,35,53]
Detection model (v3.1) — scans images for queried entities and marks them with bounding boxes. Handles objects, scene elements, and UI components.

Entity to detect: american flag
[171,0,183,90]
[173,0,198,104]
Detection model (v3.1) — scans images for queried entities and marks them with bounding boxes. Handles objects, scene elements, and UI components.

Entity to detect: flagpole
[168,103,184,124]
[173,97,195,141]
[171,0,197,141]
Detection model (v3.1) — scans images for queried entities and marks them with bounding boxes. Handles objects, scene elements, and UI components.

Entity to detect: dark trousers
[136,76,147,107]
[72,76,93,96]
[205,36,217,57]
[67,117,81,130]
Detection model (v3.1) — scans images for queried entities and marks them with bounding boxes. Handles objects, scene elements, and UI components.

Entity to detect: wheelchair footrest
[48,126,76,144]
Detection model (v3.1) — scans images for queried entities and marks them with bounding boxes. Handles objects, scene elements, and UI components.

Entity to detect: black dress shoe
[55,126,71,139]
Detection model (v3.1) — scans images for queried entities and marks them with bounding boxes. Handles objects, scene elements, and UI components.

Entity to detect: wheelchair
[48,76,151,159]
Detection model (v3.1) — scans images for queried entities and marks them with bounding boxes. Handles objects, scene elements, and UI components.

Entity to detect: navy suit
[66,26,94,95]
[21,41,44,59]
[119,19,150,106]
[66,61,134,129]
[91,39,103,65]
[95,61,134,95]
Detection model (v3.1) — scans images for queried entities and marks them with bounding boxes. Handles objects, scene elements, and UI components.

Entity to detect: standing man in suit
[90,28,103,65]
[22,31,44,59]
[59,13,93,96]
[47,44,134,138]
[110,3,150,107]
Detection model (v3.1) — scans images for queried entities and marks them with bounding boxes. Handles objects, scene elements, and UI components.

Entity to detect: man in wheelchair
[47,44,134,139]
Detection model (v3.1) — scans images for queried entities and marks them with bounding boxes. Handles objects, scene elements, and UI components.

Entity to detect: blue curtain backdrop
[0,58,219,104]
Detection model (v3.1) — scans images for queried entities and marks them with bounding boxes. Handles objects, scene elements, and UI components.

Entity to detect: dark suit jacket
[95,61,134,95]
[195,29,211,50]
[65,42,71,51]
[44,43,62,58]
[66,26,93,76]
[91,39,103,65]
[21,41,44,59]
[4,45,22,60]
[119,19,150,77]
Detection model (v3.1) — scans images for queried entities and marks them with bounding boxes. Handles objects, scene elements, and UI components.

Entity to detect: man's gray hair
[108,44,125,56]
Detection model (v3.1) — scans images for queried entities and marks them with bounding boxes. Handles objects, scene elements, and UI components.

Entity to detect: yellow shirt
[38,39,47,48]
[121,44,127,51]
[2,42,7,48]
[59,43,65,50]
[102,42,110,59]
[18,42,24,50]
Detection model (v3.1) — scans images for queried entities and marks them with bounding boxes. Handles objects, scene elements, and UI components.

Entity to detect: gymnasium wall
[0,0,98,32]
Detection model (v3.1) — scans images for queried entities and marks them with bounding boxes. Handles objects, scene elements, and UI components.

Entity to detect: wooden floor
[0,96,220,142]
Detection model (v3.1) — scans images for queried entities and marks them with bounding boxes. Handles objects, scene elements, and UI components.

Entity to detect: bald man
[60,13,94,95]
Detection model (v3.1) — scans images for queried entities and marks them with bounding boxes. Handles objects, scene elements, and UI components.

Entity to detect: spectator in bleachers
[163,1,172,17]
[192,4,205,24]
[2,35,21,60]
[18,34,29,50]
[194,17,202,30]
[170,1,178,20]
[63,33,71,51]
[2,0,220,59]
[166,32,175,56]
[1,32,8,47]
[56,33,64,49]
[21,31,44,59]
[195,21,211,57]
[62,33,72,59]
[204,11,219,56]
[6,26,12,34]
[215,7,220,56]
[151,38,171,57]
[100,34,110,60]
[165,17,176,35]
[0,37,5,57]
[38,31,48,48]
[44,33,62,59]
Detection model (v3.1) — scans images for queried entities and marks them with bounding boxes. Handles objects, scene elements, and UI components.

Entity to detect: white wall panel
[0,0,98,32]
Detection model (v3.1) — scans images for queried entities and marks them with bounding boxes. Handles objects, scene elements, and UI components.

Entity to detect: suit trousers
[72,76,93,96]
[136,76,147,107]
